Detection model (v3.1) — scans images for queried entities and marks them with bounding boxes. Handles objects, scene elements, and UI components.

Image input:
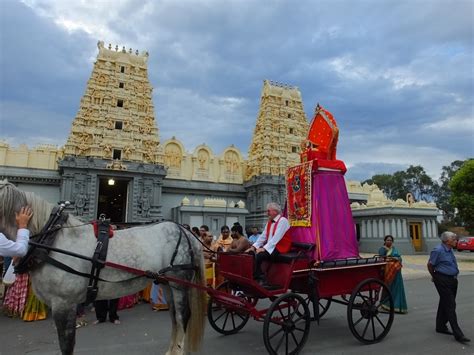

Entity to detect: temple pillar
[378,219,384,239]
[426,219,432,238]
[384,219,390,236]
[361,220,367,239]
[432,219,438,239]
[396,219,402,238]
[402,219,407,239]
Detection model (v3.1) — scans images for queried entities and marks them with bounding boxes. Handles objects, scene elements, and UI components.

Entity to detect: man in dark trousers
[93,299,120,325]
[427,231,470,343]
[246,202,292,286]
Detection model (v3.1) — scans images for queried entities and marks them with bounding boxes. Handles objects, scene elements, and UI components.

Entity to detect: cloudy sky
[0,0,473,181]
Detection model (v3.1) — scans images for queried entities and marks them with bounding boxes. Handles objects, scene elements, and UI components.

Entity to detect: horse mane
[0,180,27,238]
[24,191,55,235]
[0,179,55,237]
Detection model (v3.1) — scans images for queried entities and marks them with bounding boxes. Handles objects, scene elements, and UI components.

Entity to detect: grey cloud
[345,162,409,182]
[1,0,473,182]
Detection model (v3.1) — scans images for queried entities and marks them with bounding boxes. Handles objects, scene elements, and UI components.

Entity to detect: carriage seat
[272,242,315,263]
[318,256,383,269]
[291,242,315,251]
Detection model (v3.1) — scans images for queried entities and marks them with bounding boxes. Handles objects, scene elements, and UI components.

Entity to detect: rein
[29,241,146,281]
[19,207,201,302]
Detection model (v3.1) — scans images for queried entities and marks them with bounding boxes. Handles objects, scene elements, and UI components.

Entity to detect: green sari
[378,246,408,314]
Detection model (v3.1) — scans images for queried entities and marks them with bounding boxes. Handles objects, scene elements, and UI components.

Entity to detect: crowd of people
[0,203,470,344]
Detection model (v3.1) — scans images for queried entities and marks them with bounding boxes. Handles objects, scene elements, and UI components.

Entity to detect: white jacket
[0,229,30,257]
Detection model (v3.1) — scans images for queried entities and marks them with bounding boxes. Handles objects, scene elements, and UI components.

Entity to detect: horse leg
[166,286,190,355]
[164,285,178,355]
[52,303,77,355]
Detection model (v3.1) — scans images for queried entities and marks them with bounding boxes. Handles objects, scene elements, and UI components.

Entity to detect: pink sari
[118,293,138,310]
[3,273,29,317]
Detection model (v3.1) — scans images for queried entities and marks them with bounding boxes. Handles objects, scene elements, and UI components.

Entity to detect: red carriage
[206,105,395,354]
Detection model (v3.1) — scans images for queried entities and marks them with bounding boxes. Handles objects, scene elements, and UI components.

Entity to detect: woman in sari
[118,293,139,310]
[151,282,168,311]
[22,278,48,321]
[3,272,48,321]
[378,235,408,314]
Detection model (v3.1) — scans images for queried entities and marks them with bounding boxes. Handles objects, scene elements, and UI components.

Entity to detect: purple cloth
[287,169,359,261]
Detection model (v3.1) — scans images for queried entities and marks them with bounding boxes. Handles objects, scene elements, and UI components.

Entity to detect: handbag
[2,263,16,285]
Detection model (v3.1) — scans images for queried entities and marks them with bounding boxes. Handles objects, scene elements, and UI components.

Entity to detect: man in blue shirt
[427,231,470,343]
[248,227,260,244]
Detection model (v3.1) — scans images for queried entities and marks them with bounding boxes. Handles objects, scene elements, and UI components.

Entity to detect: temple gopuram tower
[58,41,166,223]
[64,41,160,162]
[245,80,309,227]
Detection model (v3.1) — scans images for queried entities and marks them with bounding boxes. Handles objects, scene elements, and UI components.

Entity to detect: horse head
[0,179,53,238]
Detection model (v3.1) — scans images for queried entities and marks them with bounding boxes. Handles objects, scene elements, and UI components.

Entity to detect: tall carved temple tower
[58,41,166,222]
[64,41,161,163]
[245,80,309,226]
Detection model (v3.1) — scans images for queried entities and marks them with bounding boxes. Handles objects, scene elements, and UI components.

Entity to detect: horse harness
[15,203,198,304]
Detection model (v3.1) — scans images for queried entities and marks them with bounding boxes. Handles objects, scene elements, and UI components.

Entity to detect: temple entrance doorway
[409,222,422,252]
[97,177,129,223]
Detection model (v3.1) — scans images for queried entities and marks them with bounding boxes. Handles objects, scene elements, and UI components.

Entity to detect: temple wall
[352,207,439,254]
[161,138,246,184]
[0,139,248,185]
[0,142,62,170]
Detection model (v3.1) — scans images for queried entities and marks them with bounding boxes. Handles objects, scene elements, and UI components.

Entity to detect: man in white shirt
[0,206,33,257]
[246,202,292,284]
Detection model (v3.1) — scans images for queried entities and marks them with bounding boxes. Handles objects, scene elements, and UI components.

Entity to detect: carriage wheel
[207,281,252,335]
[263,293,311,355]
[347,278,394,344]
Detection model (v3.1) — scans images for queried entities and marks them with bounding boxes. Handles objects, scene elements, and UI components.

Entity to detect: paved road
[1,275,473,355]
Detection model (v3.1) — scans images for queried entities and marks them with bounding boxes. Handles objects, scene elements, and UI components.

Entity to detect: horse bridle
[15,201,71,274]
[15,203,200,304]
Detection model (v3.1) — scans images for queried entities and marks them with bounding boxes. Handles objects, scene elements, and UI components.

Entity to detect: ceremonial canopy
[286,105,358,261]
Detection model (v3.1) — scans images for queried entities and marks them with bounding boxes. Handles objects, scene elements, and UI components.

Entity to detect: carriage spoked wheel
[207,281,254,335]
[347,278,394,344]
[263,293,311,355]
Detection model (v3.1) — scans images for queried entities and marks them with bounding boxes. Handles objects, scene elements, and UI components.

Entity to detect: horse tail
[186,243,206,352]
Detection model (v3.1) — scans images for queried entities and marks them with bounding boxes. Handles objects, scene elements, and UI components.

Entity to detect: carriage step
[211,293,246,307]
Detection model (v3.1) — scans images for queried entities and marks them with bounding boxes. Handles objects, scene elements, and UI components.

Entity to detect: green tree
[433,160,465,221]
[449,159,474,233]
[363,166,434,201]
[362,172,406,200]
[404,165,434,202]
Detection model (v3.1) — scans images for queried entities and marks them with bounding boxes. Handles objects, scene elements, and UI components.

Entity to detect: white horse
[0,181,206,355]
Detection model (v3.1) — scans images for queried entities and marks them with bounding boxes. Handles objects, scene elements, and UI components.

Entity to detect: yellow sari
[22,279,48,321]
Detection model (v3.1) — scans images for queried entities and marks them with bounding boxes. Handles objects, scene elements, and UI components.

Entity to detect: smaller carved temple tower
[245,80,309,227]
[59,41,166,222]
